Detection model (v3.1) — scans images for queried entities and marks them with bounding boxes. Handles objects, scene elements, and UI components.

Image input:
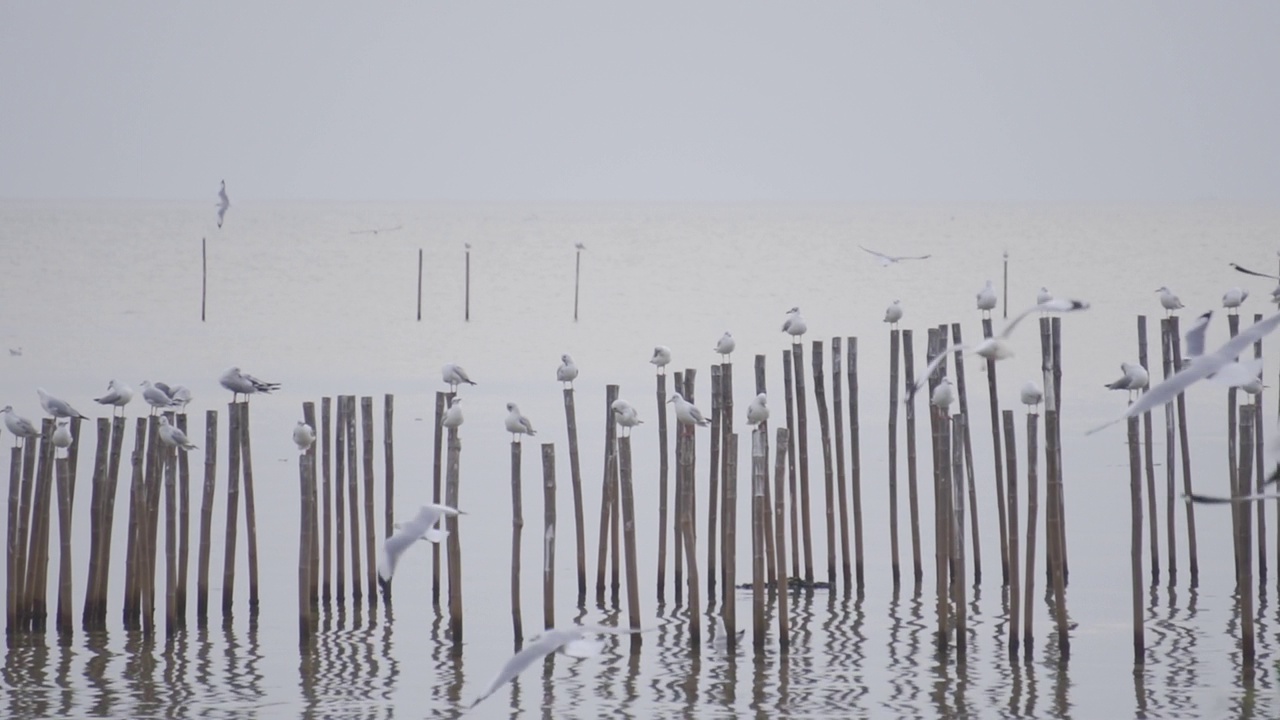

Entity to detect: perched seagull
[219,367,280,402]
[669,392,710,427]
[1,406,40,442]
[504,402,536,441]
[293,421,315,452]
[575,241,586,251]
[154,381,174,398]
[884,300,904,328]
[650,346,672,373]
[781,307,808,340]
[1223,287,1249,313]
[1036,287,1054,305]
[94,380,134,416]
[1156,286,1184,315]
[441,363,477,392]
[140,381,179,414]
[51,419,73,453]
[976,281,998,316]
[348,225,403,236]
[376,504,463,587]
[8,347,21,357]
[158,417,198,451]
[216,180,230,229]
[1020,381,1043,412]
[441,397,464,429]
[1241,375,1267,396]
[1229,262,1280,307]
[169,385,193,410]
[746,393,769,426]
[907,298,1090,402]
[1105,362,1150,401]
[931,378,955,410]
[1087,310,1280,435]
[859,245,931,267]
[714,332,736,360]
[464,242,472,251]
[557,354,579,387]
[468,625,644,710]
[611,399,643,435]
[37,388,87,419]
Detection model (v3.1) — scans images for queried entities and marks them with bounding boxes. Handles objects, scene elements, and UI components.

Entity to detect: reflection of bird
[38,388,87,419]
[468,625,644,710]
[504,402,536,441]
[669,392,710,427]
[884,300,903,327]
[158,417,198,451]
[859,245,931,267]
[650,346,672,372]
[216,180,230,228]
[1019,381,1043,412]
[557,354,579,387]
[293,421,315,452]
[976,281,997,315]
[1105,362,1150,401]
[94,380,134,416]
[348,225,402,236]
[781,307,807,340]
[377,504,462,587]
[1156,286,1184,315]
[714,332,736,360]
[442,397,464,428]
[611,399,643,435]
[746,393,769,426]
[442,363,477,392]
[1223,287,1249,313]
[1,406,40,442]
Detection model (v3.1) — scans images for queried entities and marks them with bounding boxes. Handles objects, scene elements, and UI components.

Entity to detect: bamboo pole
[298,422,313,638]
[176,413,191,625]
[782,351,800,581]
[792,341,814,586]
[682,370,698,597]
[708,365,722,601]
[723,432,739,646]
[812,340,838,589]
[773,428,791,650]
[542,443,556,630]
[6,445,20,633]
[1137,316,1159,585]
[1127,414,1144,664]
[981,318,1009,585]
[55,452,72,636]
[221,403,242,617]
[95,416,127,625]
[754,354,777,591]
[678,417,702,645]
[846,337,865,592]
[932,399,950,653]
[141,415,161,634]
[304,402,319,606]
[950,414,967,659]
[1238,405,1256,668]
[1002,410,1020,657]
[673,371,685,601]
[510,440,524,646]
[15,435,38,626]
[384,395,394,541]
[82,418,110,629]
[1158,321,1179,588]
[949,324,982,585]
[164,427,177,637]
[24,419,55,631]
[1045,408,1069,659]
[618,435,642,651]
[888,327,902,589]
[1169,316,1199,581]
[751,427,768,650]
[902,330,923,585]
[721,361,735,594]
[464,247,471,322]
[123,422,144,628]
[345,396,361,603]
[562,387,586,606]
[831,338,851,593]
[322,396,333,605]
[416,249,423,321]
[445,424,463,644]
[596,385,620,604]
[1051,318,1067,585]
[361,396,377,604]
[431,392,445,608]
[1022,411,1039,656]
[1253,312,1267,584]
[335,396,347,604]
[196,412,217,627]
[201,237,207,322]
[656,370,671,603]
[240,402,261,613]
[1228,313,1242,584]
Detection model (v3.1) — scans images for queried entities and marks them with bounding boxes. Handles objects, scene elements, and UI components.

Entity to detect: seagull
[650,346,672,373]
[1223,287,1249,313]
[94,380,134,416]
[746,393,769,426]
[557,354,579,387]
[1087,310,1280,435]
[464,242,472,251]
[467,624,644,710]
[611,399,643,435]
[154,381,174,398]
[219,367,280,402]
[1242,375,1267,396]
[293,421,315,452]
[884,300,903,328]
[781,307,807,340]
[906,298,1090,403]
[1182,311,1212,363]
[575,241,586,251]
[1,406,40,442]
[169,385,192,410]
[216,180,230,229]
[931,378,955,410]
[976,281,997,316]
[859,245,931,267]
[1156,286,1184,315]
[441,397,464,429]
[1036,287,1054,305]
[158,416,198,451]
[504,402,536,441]
[51,419,73,454]
[1229,262,1280,307]
[714,332,736,360]
[1105,362,1150,401]
[669,392,710,427]
[8,347,21,357]
[348,225,403,236]
[1020,381,1043,412]
[37,388,87,419]
[376,503,463,588]
[441,363,477,392]
[140,381,179,414]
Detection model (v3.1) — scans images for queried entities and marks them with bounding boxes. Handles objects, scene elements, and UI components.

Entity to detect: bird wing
[781,317,794,333]
[1182,311,1212,359]
[1208,310,1280,366]
[1186,491,1280,505]
[999,298,1089,339]
[471,634,567,708]
[377,512,433,581]
[1230,263,1280,281]
[520,416,536,434]
[858,245,894,263]
[1207,357,1265,387]
[906,342,965,401]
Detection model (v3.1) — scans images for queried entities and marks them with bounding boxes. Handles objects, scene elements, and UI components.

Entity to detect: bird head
[561,354,572,364]
[506,402,517,412]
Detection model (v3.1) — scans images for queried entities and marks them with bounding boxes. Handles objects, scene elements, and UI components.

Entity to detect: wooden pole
[981,318,1009,586]
[361,396,377,604]
[1022,410,1039,656]
[792,341,814,586]
[563,387,586,604]
[656,371,671,603]
[707,365,722,602]
[830,337,851,593]
[1002,410,1020,657]
[754,354,777,591]
[164,430,177,637]
[26,421,55,632]
[321,397,332,605]
[773,428,791,651]
[1238,405,1256,669]
[618,435,642,650]
[445,424,463,644]
[808,341,836,591]
[464,248,471,322]
[846,337,865,592]
[678,418,702,645]
[683,370,698,594]
[384,395,394,543]
[1045,408,1069,658]
[221,403,241,617]
[1137,317,1159,584]
[1127,414,1144,664]
[1252,312,1268,585]
[888,328,902,589]
[1169,316,1199,581]
[722,432,739,646]
[781,351,800,581]
[241,402,261,613]
[541,443,556,630]
[95,416,127,626]
[304,402,319,607]
[673,370,685,603]
[573,247,581,322]
[1158,321,1180,588]
[596,385,620,604]
[902,330,923,586]
[345,396,362,603]
[721,360,735,596]
[15,436,38,627]
[298,423,313,639]
[950,414,967,658]
[416,248,423,321]
[431,392,445,608]
[1228,313,1242,584]
[949,324,982,585]
[1048,318,1069,584]
[82,418,110,629]
[1002,250,1008,320]
[510,439,524,646]
[751,427,768,650]
[334,396,347,604]
[201,237,207,322]
[123,423,144,628]
[5,445,20,633]
[932,400,950,653]
[55,452,72,636]
[176,413,191,625]
[196,411,217,626]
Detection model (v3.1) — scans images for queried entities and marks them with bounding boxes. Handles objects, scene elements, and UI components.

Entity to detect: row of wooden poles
[1127,312,1273,670]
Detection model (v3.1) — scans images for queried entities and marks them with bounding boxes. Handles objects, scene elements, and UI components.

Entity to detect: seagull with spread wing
[859,245,931,267]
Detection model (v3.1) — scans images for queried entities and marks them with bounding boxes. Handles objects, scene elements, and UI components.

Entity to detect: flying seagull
[216,180,230,228]
[859,245,931,267]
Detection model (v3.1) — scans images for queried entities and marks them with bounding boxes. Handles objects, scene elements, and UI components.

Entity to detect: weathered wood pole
[846,337,865,591]
[431,392,445,607]
[1127,414,1144,664]
[722,432,739,646]
[141,415,161,634]
[82,418,110,629]
[707,365,722,602]
[1137,316,1160,584]
[1045,407,1069,659]
[949,324,982,585]
[791,341,814,586]
[238,403,261,614]
[163,430,177,637]
[361,396,377,604]
[298,423,313,639]
[618,435,642,651]
[831,337,852,593]
[55,450,73,636]
[1002,410,1020,657]
[510,439,524,646]
[563,387,587,604]
[751,426,767,650]
[812,340,839,589]
[445,421,464,644]
[902,330,923,585]
[1002,250,1009,319]
[781,350,801,581]
[345,396,362,603]
[1158,321,1181,587]
[122,422,144,628]
[981,318,1009,585]
[1251,312,1267,584]
[334,396,347,604]
[196,411,217,625]
[1228,313,1243,584]
[950,414,967,658]
[1022,410,1040,656]
[541,443,556,630]
[305,402,319,606]
[26,420,56,632]
[673,370,686,601]
[176,413,192,625]
[683,370,698,590]
[1050,318,1069,583]
[931,397,951,653]
[321,397,332,604]
[754,354,778,590]
[221,403,241,618]
[720,361,736,595]
[1169,315,1198,581]
[596,385,620,604]
[573,246,581,322]
[887,327,902,589]
[656,369,671,602]
[1238,405,1256,669]
[416,248,423,321]
[464,247,471,322]
[6,443,21,633]
[201,237,207,322]
[773,428,791,651]
[678,411,702,645]
[384,395,394,543]
[92,415,127,627]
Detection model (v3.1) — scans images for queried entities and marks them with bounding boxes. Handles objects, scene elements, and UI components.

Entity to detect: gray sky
[2,3,1278,203]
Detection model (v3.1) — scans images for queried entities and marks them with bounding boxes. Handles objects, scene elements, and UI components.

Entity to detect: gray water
[1,200,1279,718]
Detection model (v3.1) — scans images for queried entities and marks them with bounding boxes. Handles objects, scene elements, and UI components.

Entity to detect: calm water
[1,200,1279,718]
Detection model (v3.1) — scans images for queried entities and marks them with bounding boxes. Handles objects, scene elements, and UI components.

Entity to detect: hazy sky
[2,3,1278,203]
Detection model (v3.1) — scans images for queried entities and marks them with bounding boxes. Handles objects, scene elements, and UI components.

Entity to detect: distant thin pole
[416,249,423,322]
[1002,250,1008,320]
[201,237,207,323]
[573,247,581,322]
[464,247,471,322]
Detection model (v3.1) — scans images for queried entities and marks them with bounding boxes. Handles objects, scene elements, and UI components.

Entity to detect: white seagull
[1087,310,1280,435]
[781,307,808,340]
[52,419,73,454]
[1229,262,1280,307]
[557,354,579,387]
[746,393,769,426]
[219,367,280,402]
[976,281,997,315]
[931,378,955,410]
[441,397,464,430]
[1020,381,1043,412]
[140,381,179,414]
[442,363,477,392]
[94,380,134,416]
[1,406,40,441]
[669,392,710,427]
[1036,287,1054,305]
[575,241,586,251]
[1223,287,1249,313]
[884,300,904,328]
[906,298,1090,402]
[611,399,643,435]
[504,402,536,441]
[1156,286,1184,315]
[650,346,672,372]
[169,385,193,410]
[467,625,644,710]
[714,332,736,360]
[293,421,315,452]
[158,417,198,451]
[859,245,931,267]
[216,180,230,228]
[376,503,463,587]
[37,388,87,419]
[1105,362,1150,400]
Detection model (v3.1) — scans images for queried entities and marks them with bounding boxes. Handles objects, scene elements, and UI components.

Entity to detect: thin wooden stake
[464,248,471,322]
[981,318,1009,586]
[298,423,313,638]
[345,396,361,603]
[708,365,722,602]
[596,385,620,604]
[304,402,319,606]
[335,396,347,604]
[201,237,207,322]
[416,248,423,321]
[1045,408,1070,659]
[6,445,21,633]
[55,453,73,636]
[773,428,791,651]
[361,396,377,604]
[563,387,586,604]
[1158,321,1180,588]
[888,328,902,589]
[902,330,923,585]
[573,247,581,322]
[792,341,814,586]
[431,392,445,608]
[1022,411,1039,657]
[812,340,838,589]
[678,419,702,646]
[950,414,967,658]
[82,418,110,629]
[321,397,333,604]
[510,440,524,646]
[541,443,556,630]
[753,354,777,592]
[845,338,865,592]
[751,427,768,651]
[1127,414,1144,664]
[1169,316,1199,581]
[241,402,261,613]
[221,404,241,618]
[723,433,739,647]
[1238,405,1256,669]
[176,413,192,625]
[673,371,685,602]
[950,324,982,586]
[445,425,463,644]
[618,435,642,651]
[1002,410,1020,657]
[196,412,216,626]
[782,351,800,581]
[656,371,671,603]
[122,423,144,628]
[1137,316,1159,584]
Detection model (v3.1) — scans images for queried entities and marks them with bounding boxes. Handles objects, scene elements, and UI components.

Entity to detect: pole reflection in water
[82,629,116,717]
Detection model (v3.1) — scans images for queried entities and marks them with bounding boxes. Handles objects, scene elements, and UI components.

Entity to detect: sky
[1,2,1278,203]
